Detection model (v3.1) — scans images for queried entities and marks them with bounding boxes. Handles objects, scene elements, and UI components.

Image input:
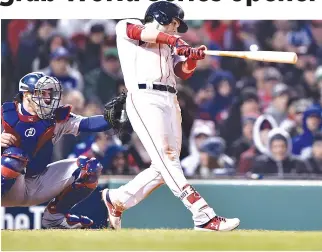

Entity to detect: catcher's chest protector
[1,102,69,177]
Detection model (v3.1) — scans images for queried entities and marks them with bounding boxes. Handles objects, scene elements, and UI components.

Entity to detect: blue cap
[199,137,226,159]
[50,47,70,60]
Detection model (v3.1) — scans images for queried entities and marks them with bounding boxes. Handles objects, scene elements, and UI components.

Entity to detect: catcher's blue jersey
[1,102,83,177]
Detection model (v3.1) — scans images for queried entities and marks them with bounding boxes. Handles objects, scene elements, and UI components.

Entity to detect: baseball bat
[204,50,298,64]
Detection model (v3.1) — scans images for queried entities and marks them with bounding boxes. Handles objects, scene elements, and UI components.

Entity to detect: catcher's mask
[30,76,62,119]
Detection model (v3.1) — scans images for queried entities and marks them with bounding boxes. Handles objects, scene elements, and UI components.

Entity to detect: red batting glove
[188,45,207,60]
[180,45,207,76]
[174,38,191,57]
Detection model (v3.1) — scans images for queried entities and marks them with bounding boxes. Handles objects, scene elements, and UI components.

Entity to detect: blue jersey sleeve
[79,115,111,132]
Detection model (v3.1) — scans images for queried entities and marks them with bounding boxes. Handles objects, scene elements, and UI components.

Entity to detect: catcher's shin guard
[1,147,29,198]
[44,156,103,216]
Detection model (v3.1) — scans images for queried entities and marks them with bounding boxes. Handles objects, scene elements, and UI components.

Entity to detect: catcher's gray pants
[1,158,78,207]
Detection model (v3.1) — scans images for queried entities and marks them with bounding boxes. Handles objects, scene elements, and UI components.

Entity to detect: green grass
[2,229,322,251]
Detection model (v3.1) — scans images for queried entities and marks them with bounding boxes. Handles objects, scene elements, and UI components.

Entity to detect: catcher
[1,72,127,229]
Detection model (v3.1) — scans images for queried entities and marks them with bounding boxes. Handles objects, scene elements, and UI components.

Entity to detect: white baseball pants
[109,89,216,226]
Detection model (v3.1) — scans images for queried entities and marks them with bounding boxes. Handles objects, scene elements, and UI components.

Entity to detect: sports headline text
[0,0,316,8]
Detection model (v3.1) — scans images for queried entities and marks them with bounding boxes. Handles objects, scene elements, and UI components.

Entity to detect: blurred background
[1,19,322,180]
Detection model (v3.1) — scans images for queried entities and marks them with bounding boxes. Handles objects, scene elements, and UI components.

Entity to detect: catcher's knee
[45,156,103,215]
[74,156,103,189]
[1,147,29,198]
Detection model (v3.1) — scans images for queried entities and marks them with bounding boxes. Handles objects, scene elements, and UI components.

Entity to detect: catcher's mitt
[104,92,128,135]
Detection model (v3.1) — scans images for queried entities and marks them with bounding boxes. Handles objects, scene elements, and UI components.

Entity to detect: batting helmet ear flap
[144,15,154,24]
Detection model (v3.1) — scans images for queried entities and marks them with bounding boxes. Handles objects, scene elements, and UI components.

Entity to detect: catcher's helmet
[19,72,47,93]
[144,1,188,33]
[18,72,63,119]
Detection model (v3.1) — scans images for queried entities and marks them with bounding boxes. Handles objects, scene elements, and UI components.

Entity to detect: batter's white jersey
[109,18,217,227]
[115,19,186,92]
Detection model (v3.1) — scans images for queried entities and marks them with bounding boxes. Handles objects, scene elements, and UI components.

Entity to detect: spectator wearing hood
[250,128,308,177]
[292,104,322,158]
[196,137,235,178]
[237,114,277,174]
[304,133,322,174]
[197,70,236,124]
[220,87,261,155]
[264,83,291,125]
[40,46,84,91]
[181,121,215,177]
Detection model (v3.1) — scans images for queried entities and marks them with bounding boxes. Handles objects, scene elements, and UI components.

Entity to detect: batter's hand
[1,133,17,148]
[188,45,207,60]
[175,39,207,60]
[174,38,191,57]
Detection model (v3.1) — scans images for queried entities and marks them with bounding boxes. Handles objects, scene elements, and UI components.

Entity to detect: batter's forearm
[126,23,178,46]
[174,59,197,80]
[79,116,111,132]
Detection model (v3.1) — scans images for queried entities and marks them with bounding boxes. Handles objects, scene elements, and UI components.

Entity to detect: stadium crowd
[1,19,322,179]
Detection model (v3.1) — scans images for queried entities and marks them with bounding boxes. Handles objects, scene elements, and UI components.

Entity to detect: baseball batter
[1,72,126,229]
[101,1,240,231]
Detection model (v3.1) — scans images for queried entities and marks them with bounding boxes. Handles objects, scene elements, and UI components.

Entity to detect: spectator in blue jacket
[292,104,322,158]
